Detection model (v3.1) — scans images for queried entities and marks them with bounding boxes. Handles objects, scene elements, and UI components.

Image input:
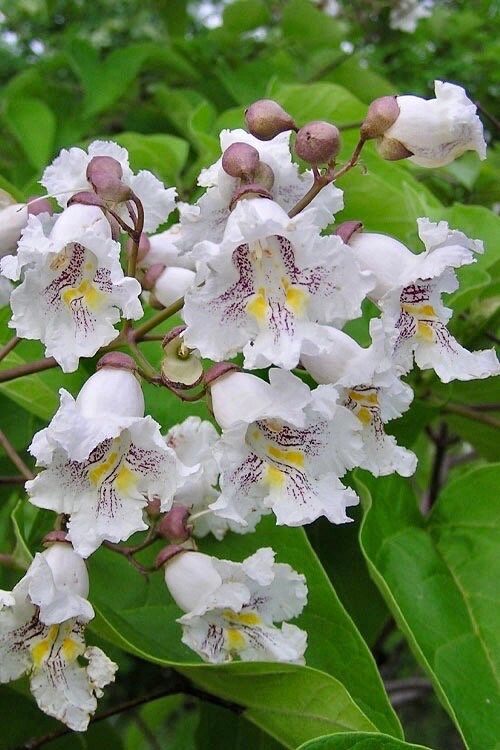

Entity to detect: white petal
[129,172,176,233]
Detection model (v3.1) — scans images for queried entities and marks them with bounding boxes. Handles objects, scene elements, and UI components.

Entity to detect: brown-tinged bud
[229,184,273,211]
[86,155,131,204]
[203,361,240,387]
[127,232,151,263]
[42,530,70,546]
[146,497,162,519]
[245,99,296,140]
[162,326,203,389]
[252,161,275,191]
[158,506,191,543]
[68,191,105,208]
[295,121,341,165]
[221,142,260,179]
[376,137,413,161]
[96,351,137,372]
[155,544,186,570]
[360,96,400,140]
[27,196,53,216]
[335,220,364,244]
[142,263,166,291]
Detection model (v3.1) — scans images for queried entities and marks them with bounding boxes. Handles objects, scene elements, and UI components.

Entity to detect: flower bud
[77,358,145,420]
[295,121,341,165]
[376,137,413,161]
[0,203,29,256]
[301,327,363,384]
[42,530,70,546]
[209,370,272,429]
[162,550,222,613]
[40,543,90,601]
[162,326,203,389]
[142,263,166,291]
[152,267,196,309]
[245,99,297,140]
[252,161,275,191]
[334,220,363,245]
[146,496,162,519]
[86,155,131,204]
[27,196,53,216]
[360,96,400,140]
[158,506,191,543]
[50,204,111,246]
[221,142,260,180]
[67,191,106,208]
[347,230,414,300]
[229,184,273,210]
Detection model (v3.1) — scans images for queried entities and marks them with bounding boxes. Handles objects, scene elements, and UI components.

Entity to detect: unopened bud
[360,96,400,140]
[221,142,260,179]
[42,530,70,546]
[295,121,341,165]
[252,161,275,191]
[127,232,151,263]
[376,137,413,161]
[142,263,166,291]
[96,352,137,372]
[245,99,296,140]
[203,361,240,387]
[335,220,363,245]
[86,156,131,204]
[68,191,105,208]
[229,184,273,210]
[162,550,222,612]
[162,326,203,388]
[158,506,191,543]
[155,544,185,570]
[146,497,162,519]
[27,196,53,216]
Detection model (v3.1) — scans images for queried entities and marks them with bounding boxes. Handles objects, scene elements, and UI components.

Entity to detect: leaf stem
[0,356,58,383]
[0,429,34,481]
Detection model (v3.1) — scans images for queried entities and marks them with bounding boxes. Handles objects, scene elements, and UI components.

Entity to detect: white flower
[384,81,486,167]
[140,224,196,271]
[183,198,373,370]
[0,544,117,731]
[209,369,362,528]
[0,203,29,256]
[153,266,196,308]
[175,128,344,253]
[349,219,500,382]
[302,320,416,477]
[27,364,187,557]
[389,0,434,32]
[1,205,142,373]
[164,548,307,664]
[41,140,176,232]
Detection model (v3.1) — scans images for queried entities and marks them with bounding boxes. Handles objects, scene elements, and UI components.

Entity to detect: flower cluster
[0,79,498,732]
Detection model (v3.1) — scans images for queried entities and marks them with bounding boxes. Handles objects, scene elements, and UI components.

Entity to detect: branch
[0,335,20,363]
[0,430,34,481]
[132,298,184,340]
[0,357,58,383]
[422,422,449,513]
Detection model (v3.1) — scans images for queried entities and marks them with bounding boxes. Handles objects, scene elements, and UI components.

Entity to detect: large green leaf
[111,132,189,183]
[3,97,56,171]
[88,515,401,747]
[358,466,500,750]
[298,732,433,750]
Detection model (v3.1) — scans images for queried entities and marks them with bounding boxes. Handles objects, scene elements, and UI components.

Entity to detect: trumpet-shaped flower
[302,320,416,476]
[27,364,187,557]
[349,219,500,382]
[0,543,117,731]
[183,198,373,370]
[1,205,142,372]
[41,140,176,232]
[164,548,307,663]
[209,369,362,528]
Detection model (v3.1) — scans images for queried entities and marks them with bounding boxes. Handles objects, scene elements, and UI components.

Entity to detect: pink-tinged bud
[229,184,273,210]
[162,327,203,389]
[42,530,70,546]
[158,506,191,543]
[86,156,131,204]
[127,232,151,263]
[222,142,260,180]
[295,121,341,165]
[142,263,166,291]
[96,352,137,372]
[68,190,105,208]
[376,137,414,161]
[27,196,53,216]
[203,361,240,387]
[335,220,363,244]
[253,161,275,191]
[155,544,186,570]
[245,99,296,140]
[360,96,400,140]
[163,550,222,612]
[146,497,162,519]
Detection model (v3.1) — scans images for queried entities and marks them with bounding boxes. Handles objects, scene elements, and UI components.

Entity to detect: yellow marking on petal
[246,287,268,323]
[348,389,378,405]
[356,407,373,426]
[114,464,136,493]
[62,280,104,311]
[31,624,58,668]
[267,464,285,487]
[224,611,261,626]
[61,637,82,662]
[282,277,308,315]
[226,628,246,650]
[88,451,119,486]
[417,321,435,342]
[401,303,437,318]
[268,445,305,467]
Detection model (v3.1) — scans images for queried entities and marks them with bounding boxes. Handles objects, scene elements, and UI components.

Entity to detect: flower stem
[0,356,58,383]
[331,137,366,180]
[0,429,34,480]
[0,335,20,363]
[133,297,184,340]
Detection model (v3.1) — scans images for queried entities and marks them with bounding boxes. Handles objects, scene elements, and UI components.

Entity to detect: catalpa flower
[346,219,500,383]
[183,198,373,370]
[302,320,416,477]
[0,542,117,731]
[174,128,343,255]
[1,205,142,373]
[27,356,187,557]
[41,140,176,232]
[209,369,361,528]
[162,547,307,664]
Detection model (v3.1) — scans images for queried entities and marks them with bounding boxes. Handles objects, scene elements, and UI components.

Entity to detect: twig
[0,475,27,484]
[443,402,500,430]
[484,330,500,346]
[331,137,366,180]
[132,298,185,340]
[0,357,58,383]
[422,422,448,513]
[288,172,332,218]
[0,430,34,481]
[475,100,500,132]
[0,335,20,363]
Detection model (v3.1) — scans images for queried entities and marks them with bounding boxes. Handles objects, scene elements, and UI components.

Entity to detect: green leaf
[0,350,59,420]
[196,702,284,749]
[297,732,434,750]
[358,466,500,750]
[267,81,366,128]
[3,97,56,171]
[111,132,189,183]
[10,500,33,569]
[223,0,271,32]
